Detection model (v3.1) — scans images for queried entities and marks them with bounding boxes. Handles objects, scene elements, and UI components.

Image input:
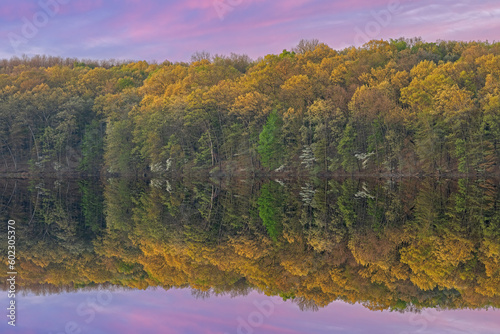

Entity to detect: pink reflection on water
[0,288,498,334]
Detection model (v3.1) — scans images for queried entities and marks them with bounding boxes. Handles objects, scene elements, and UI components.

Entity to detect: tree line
[0,38,499,175]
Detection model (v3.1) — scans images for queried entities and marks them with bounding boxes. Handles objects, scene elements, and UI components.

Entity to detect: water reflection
[1,177,499,312]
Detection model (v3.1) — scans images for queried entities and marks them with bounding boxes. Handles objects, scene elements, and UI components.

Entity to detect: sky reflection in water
[1,288,498,334]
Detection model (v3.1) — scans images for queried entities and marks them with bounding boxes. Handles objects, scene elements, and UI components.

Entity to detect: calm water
[0,177,499,333]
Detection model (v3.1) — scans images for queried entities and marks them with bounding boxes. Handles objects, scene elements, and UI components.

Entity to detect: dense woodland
[1,38,500,175]
[0,177,499,311]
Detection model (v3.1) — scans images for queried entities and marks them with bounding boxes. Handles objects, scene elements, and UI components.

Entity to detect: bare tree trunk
[28,125,40,161]
[2,139,17,170]
[207,129,215,167]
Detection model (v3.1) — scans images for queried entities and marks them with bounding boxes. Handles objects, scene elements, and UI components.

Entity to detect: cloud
[0,0,499,61]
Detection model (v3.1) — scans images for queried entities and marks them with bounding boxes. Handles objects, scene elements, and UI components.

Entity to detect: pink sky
[0,0,499,61]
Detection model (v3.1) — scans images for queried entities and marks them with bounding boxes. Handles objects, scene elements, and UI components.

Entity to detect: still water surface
[0,177,499,333]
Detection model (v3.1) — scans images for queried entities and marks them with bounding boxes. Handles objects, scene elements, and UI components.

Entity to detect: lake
[1,177,499,333]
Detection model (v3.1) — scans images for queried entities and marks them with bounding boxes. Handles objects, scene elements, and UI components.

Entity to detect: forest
[0,177,499,312]
[0,37,499,176]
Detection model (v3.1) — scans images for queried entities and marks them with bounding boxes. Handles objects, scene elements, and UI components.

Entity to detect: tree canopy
[1,38,500,176]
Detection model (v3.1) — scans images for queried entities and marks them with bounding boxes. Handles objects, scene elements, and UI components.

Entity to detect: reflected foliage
[1,177,499,312]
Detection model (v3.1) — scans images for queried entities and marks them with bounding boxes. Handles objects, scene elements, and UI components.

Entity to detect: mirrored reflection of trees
[1,177,499,312]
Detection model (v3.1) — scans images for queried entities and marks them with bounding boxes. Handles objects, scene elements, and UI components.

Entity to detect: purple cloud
[0,0,499,61]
